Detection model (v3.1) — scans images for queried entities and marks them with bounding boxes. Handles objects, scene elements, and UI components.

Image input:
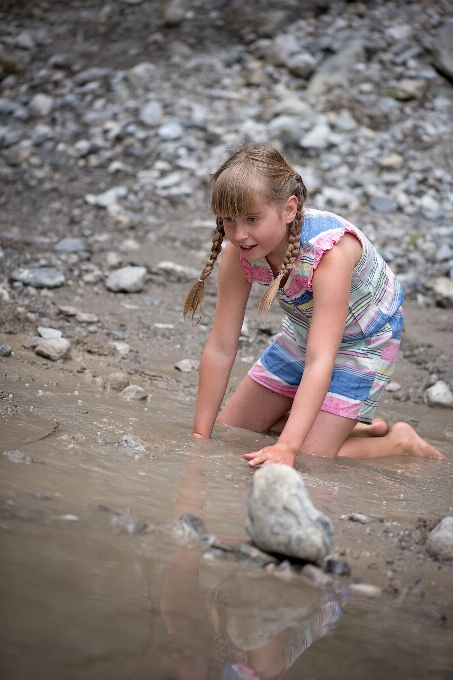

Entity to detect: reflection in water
[134,549,347,680]
[132,461,347,680]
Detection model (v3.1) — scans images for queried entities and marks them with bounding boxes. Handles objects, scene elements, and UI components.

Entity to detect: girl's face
[222,195,298,264]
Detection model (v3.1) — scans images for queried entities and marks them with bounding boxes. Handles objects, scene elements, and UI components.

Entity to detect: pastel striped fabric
[241,210,404,423]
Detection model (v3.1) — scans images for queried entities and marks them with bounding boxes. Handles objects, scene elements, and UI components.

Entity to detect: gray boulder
[287,52,317,79]
[425,517,453,560]
[307,38,365,97]
[139,101,163,127]
[29,93,54,117]
[10,267,65,288]
[432,19,453,81]
[246,464,334,562]
[105,265,147,293]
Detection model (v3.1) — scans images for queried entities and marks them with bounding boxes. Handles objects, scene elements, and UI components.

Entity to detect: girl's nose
[235,222,249,241]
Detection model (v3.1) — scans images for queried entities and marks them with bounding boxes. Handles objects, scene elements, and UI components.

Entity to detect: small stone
[37,326,63,339]
[300,122,332,149]
[425,517,453,560]
[57,514,79,521]
[106,372,130,391]
[286,51,316,79]
[15,31,35,50]
[0,344,12,357]
[432,19,453,81]
[301,564,332,587]
[171,513,214,550]
[246,464,334,562]
[174,359,200,372]
[139,100,163,127]
[334,110,357,132]
[10,267,65,289]
[380,153,404,170]
[85,186,128,208]
[58,305,79,316]
[118,238,140,252]
[34,337,71,361]
[29,93,54,117]
[349,583,382,597]
[385,381,402,392]
[157,121,183,141]
[341,511,374,524]
[119,434,147,452]
[426,277,453,308]
[106,265,147,293]
[237,543,279,567]
[3,449,33,464]
[75,312,98,323]
[155,261,199,281]
[110,341,130,355]
[120,385,148,400]
[425,381,453,408]
[111,513,147,534]
[307,38,365,97]
[72,139,91,157]
[369,194,398,214]
[54,237,86,253]
[322,555,351,576]
[393,79,425,101]
[164,4,185,27]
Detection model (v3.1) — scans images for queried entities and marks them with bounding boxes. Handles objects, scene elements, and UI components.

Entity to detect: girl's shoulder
[301,209,363,247]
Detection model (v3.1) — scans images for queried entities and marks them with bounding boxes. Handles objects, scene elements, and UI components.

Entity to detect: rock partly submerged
[425,517,453,561]
[246,464,334,563]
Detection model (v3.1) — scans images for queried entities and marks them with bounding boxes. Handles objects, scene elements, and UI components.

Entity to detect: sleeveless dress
[240,209,404,424]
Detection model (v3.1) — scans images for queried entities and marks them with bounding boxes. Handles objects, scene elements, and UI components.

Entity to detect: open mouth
[240,244,257,252]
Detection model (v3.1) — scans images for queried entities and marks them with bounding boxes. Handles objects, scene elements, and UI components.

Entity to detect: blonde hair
[183,143,308,321]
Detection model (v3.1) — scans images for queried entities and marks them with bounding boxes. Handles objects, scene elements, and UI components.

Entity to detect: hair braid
[183,217,225,322]
[258,177,307,314]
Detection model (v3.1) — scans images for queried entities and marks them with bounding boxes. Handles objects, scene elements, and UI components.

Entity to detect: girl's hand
[243,442,297,467]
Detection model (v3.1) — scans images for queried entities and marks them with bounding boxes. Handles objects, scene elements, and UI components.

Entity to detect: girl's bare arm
[245,234,361,465]
[193,242,252,438]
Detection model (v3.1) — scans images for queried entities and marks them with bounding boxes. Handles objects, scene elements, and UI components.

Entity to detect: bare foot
[350,418,389,438]
[389,422,446,459]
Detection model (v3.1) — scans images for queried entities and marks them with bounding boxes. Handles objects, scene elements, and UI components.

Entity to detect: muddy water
[1,356,453,680]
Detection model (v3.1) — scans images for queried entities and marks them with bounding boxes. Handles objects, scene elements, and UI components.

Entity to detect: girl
[184,143,445,466]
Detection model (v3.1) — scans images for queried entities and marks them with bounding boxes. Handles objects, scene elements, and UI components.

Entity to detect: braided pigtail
[183,217,225,322]
[258,176,308,314]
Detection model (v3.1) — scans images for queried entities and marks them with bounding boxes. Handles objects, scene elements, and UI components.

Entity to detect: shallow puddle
[1,361,452,680]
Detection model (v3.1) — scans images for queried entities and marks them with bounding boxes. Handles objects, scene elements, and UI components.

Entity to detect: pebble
[75,312,98,323]
[369,194,398,214]
[105,265,147,293]
[156,261,199,281]
[119,434,147,452]
[3,449,33,464]
[432,19,453,81]
[426,277,453,308]
[37,326,63,339]
[110,513,147,534]
[246,464,334,563]
[307,38,365,97]
[54,238,86,253]
[29,93,54,117]
[385,381,402,393]
[425,381,453,409]
[349,583,382,597]
[341,511,374,524]
[119,384,148,400]
[425,517,453,561]
[139,100,163,127]
[85,186,128,208]
[35,337,71,361]
[0,344,12,357]
[106,372,130,391]
[174,359,200,372]
[10,267,65,289]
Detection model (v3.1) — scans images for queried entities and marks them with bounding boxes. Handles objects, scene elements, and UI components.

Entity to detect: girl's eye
[248,216,258,223]
[223,217,234,223]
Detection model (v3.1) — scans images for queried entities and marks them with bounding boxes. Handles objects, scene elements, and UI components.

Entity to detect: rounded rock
[0,344,12,357]
[105,371,130,391]
[105,266,147,293]
[120,385,148,400]
[425,381,453,408]
[246,464,334,562]
[34,338,71,361]
[425,517,453,560]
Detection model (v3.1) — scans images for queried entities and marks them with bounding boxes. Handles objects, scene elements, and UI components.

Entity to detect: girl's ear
[284,195,298,224]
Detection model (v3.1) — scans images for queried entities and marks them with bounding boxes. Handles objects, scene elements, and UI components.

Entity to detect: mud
[1,0,453,678]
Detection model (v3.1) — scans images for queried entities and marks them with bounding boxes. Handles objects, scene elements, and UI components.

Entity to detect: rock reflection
[133,463,348,680]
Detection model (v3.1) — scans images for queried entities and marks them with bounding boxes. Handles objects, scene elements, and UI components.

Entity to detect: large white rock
[425,381,453,408]
[246,464,334,562]
[85,186,128,208]
[300,122,332,149]
[106,266,147,293]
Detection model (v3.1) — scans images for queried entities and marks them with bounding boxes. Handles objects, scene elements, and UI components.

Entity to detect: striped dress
[242,209,404,424]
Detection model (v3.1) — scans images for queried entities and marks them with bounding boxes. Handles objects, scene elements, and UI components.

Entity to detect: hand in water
[244,442,297,467]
